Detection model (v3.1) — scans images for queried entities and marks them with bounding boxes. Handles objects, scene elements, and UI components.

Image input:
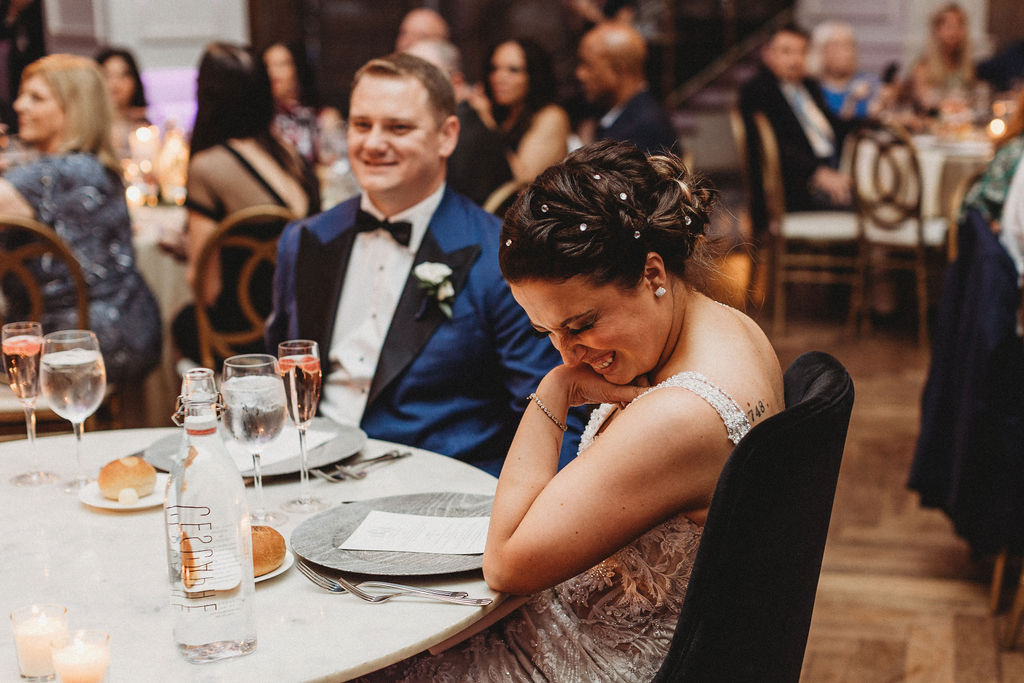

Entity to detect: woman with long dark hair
[94,46,149,159]
[468,38,570,184]
[171,42,319,366]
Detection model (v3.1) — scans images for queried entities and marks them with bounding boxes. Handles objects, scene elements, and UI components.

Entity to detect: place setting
[289,490,495,605]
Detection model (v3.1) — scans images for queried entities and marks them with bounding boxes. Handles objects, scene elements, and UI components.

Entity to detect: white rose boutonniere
[413,261,455,319]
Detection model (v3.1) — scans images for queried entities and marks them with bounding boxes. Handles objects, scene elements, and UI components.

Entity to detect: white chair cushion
[780,211,860,241]
[863,216,947,248]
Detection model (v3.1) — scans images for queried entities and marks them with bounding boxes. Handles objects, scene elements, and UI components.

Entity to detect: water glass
[222,354,288,527]
[39,330,106,492]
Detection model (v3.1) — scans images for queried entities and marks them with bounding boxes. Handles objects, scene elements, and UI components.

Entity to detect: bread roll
[252,525,286,577]
[97,456,157,501]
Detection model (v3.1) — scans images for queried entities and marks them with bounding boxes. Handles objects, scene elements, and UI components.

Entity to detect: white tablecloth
[131,205,189,427]
[0,429,504,681]
[912,135,993,220]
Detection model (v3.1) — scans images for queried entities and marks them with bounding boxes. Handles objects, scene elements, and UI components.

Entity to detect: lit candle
[50,630,109,683]
[10,604,68,679]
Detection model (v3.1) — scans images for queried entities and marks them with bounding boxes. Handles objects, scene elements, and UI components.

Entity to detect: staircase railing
[665,6,795,109]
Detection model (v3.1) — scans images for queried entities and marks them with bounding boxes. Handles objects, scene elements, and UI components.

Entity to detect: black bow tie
[355,209,413,247]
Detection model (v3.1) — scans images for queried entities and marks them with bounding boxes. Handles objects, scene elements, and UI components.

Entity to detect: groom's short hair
[351,53,456,123]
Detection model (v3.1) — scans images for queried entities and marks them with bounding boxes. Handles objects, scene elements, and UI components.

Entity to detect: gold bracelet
[528,392,567,432]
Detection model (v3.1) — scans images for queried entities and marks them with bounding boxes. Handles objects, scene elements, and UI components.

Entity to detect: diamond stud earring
[655,286,667,298]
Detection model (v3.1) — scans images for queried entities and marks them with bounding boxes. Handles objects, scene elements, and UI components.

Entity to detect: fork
[295,561,492,606]
[313,450,412,482]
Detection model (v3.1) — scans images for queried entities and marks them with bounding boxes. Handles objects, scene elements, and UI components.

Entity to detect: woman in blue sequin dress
[0,54,160,383]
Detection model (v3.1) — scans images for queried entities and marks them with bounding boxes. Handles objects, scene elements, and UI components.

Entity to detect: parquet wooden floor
[746,304,1024,682]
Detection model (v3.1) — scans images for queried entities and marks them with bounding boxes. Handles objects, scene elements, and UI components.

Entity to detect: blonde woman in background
[908,3,975,114]
[0,54,161,382]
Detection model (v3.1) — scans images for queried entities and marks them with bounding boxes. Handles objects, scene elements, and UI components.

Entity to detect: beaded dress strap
[633,371,751,445]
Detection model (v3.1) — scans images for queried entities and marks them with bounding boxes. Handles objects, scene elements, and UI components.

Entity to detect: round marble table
[0,429,503,682]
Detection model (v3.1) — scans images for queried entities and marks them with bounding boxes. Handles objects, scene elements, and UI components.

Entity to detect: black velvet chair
[652,351,854,683]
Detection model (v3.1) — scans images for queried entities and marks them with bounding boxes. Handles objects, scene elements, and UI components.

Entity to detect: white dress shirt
[319,184,446,425]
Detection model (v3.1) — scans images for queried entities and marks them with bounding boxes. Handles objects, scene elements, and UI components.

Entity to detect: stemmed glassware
[278,339,327,512]
[39,330,106,492]
[221,354,288,527]
[2,321,57,485]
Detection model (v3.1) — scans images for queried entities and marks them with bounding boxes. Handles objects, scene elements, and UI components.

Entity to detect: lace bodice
[360,372,747,682]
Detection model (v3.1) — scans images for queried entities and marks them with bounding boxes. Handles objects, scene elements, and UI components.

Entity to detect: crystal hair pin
[593,174,601,180]
[505,239,512,246]
[684,216,692,226]
[579,223,588,232]
[540,204,549,213]
[619,192,627,200]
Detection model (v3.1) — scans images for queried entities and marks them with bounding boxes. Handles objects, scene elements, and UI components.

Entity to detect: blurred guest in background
[575,21,676,155]
[960,85,1024,243]
[404,38,512,206]
[171,42,319,366]
[976,39,1024,95]
[908,3,974,114]
[0,54,160,382]
[261,41,343,167]
[739,23,852,223]
[0,0,43,113]
[808,21,890,121]
[469,38,569,185]
[95,47,148,159]
[394,7,449,53]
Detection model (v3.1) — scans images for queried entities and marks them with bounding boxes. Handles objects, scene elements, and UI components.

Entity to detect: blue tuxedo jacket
[266,188,580,475]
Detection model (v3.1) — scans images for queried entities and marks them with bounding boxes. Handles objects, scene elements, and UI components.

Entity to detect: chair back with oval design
[0,215,89,328]
[851,123,947,346]
[193,204,295,370]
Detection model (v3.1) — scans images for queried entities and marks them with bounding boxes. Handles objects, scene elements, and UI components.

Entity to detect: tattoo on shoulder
[746,399,767,424]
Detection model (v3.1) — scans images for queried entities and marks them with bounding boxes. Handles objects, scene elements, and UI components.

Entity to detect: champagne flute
[39,330,106,492]
[2,321,57,485]
[222,354,289,527]
[278,339,327,512]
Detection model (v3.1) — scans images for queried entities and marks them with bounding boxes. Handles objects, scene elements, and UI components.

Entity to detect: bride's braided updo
[499,139,714,287]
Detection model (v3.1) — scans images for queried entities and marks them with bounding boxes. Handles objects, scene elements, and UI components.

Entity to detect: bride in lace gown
[359,140,784,682]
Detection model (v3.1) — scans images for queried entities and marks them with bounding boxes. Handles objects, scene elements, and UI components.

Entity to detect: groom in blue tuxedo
[267,53,578,475]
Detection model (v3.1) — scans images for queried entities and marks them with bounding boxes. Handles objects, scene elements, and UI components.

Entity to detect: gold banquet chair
[192,204,295,370]
[850,124,948,346]
[0,215,90,429]
[752,112,861,335]
[483,179,528,218]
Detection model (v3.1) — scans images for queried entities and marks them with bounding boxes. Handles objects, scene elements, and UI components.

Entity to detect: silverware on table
[312,450,412,482]
[295,560,492,606]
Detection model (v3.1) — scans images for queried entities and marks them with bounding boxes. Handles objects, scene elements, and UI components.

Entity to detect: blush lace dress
[358,372,750,683]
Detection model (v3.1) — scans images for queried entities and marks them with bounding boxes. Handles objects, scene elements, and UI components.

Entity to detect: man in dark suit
[576,21,677,155]
[739,23,852,231]
[267,53,577,475]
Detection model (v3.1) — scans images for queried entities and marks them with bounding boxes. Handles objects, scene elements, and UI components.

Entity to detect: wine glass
[39,330,106,492]
[222,354,288,527]
[2,321,57,485]
[278,339,327,512]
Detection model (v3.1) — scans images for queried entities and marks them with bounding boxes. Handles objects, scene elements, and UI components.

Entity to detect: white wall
[42,0,250,129]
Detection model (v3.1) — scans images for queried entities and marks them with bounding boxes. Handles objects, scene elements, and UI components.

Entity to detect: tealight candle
[10,604,68,680]
[50,630,109,683]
